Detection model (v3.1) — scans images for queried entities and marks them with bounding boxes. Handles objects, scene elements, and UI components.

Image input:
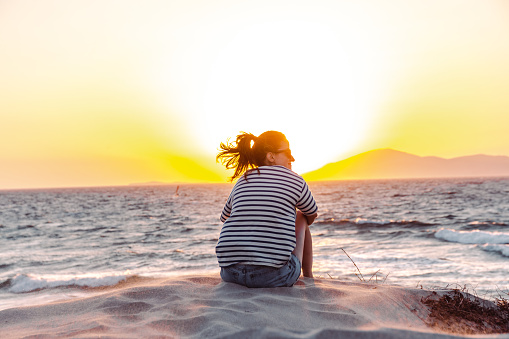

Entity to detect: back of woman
[217,165,317,267]
[216,131,318,288]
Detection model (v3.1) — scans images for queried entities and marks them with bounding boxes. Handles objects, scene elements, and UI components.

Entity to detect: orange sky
[1,0,508,189]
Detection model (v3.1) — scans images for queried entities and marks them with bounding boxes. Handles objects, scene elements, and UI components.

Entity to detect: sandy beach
[1,274,507,339]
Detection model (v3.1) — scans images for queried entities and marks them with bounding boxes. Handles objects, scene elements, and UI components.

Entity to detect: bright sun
[175,20,372,174]
[200,20,370,173]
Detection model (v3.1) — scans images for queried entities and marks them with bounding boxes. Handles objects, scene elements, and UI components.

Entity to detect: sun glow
[190,20,371,174]
[2,1,509,189]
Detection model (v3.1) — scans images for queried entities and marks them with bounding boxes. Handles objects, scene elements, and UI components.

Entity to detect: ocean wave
[316,218,433,228]
[0,263,12,270]
[5,273,132,293]
[435,228,509,244]
[481,244,509,257]
[462,221,508,231]
[467,221,508,226]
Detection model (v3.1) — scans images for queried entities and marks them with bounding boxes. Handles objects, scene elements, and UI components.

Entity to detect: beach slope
[0,274,505,338]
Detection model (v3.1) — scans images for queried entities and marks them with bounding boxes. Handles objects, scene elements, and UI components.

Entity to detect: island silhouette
[128,149,509,186]
[302,149,509,181]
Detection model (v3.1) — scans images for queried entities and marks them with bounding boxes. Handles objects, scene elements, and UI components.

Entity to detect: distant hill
[302,149,509,181]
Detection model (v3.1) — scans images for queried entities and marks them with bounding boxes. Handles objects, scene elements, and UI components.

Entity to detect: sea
[1,177,508,311]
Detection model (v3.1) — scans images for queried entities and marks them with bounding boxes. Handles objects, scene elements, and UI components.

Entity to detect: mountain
[302,149,509,181]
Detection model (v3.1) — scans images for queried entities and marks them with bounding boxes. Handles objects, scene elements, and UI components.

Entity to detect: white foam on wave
[352,218,425,225]
[481,244,509,257]
[354,218,391,225]
[8,272,129,293]
[435,228,509,244]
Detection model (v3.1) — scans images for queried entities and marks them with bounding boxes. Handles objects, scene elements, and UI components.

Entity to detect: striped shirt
[216,165,318,268]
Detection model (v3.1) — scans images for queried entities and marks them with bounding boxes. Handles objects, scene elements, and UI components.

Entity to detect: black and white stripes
[216,166,318,268]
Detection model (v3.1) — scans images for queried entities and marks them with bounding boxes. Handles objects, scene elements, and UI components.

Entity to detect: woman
[216,130,318,288]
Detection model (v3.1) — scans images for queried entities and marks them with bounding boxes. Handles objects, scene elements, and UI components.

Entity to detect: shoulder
[257,166,306,184]
[272,166,304,178]
[241,166,305,182]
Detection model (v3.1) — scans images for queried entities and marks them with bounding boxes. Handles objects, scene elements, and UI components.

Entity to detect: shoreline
[1,274,508,338]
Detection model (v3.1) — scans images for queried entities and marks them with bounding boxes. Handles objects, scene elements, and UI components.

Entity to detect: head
[217,130,295,181]
[256,131,295,170]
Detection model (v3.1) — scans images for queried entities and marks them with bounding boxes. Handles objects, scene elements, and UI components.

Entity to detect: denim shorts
[220,254,301,288]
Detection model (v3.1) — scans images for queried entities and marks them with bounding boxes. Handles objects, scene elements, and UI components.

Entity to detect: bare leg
[292,211,314,278]
[302,224,313,277]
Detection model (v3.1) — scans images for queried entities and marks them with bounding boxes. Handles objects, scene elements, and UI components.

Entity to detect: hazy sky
[1,0,508,189]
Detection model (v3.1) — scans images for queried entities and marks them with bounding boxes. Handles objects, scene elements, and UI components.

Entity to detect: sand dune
[0,274,507,338]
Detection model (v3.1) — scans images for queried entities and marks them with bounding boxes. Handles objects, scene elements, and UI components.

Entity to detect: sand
[1,274,508,339]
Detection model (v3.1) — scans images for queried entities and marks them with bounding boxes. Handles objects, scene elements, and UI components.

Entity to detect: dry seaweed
[422,289,509,334]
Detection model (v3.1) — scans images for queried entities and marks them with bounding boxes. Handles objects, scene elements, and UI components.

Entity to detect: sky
[1,0,508,189]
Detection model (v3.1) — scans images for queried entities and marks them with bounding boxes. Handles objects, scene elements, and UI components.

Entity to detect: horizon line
[2,149,508,191]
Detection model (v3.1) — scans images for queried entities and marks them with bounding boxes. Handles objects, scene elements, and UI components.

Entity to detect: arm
[305,212,318,226]
[220,195,233,223]
[297,210,317,226]
[296,181,318,226]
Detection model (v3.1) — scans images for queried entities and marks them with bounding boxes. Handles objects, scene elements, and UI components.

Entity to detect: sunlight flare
[198,20,370,174]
